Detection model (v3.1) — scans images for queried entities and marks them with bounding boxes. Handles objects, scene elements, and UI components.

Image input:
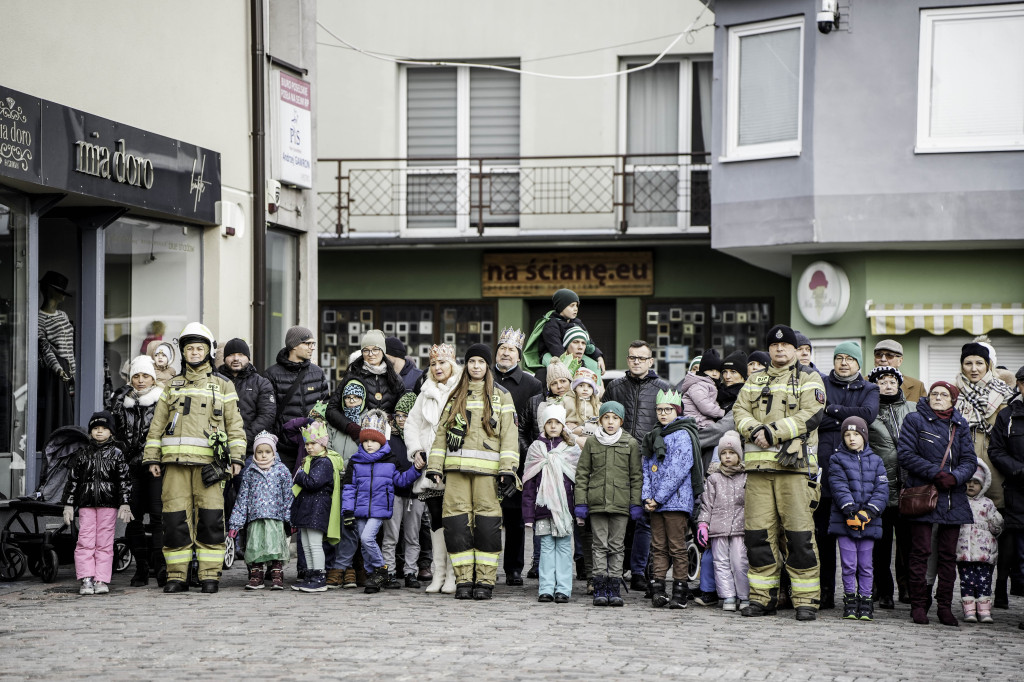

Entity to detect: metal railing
[317,153,710,237]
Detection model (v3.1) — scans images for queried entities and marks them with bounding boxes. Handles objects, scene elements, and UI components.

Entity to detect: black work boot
[130,556,150,587]
[651,579,669,608]
[668,580,689,609]
[473,584,493,600]
[455,583,475,600]
[741,601,776,617]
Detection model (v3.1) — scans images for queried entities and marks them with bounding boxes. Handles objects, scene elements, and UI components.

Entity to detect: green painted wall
[790,250,1024,376]
[319,248,483,300]
[616,297,642,368]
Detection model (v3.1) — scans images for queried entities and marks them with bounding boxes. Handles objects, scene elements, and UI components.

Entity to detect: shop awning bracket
[30,193,66,216]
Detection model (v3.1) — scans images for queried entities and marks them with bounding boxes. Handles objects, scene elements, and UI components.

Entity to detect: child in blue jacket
[829,416,889,622]
[341,409,423,594]
[228,431,292,590]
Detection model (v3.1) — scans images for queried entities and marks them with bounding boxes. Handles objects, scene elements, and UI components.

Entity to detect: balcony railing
[317,153,710,238]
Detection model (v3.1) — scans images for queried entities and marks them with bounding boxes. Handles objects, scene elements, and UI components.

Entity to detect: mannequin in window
[37,270,76,444]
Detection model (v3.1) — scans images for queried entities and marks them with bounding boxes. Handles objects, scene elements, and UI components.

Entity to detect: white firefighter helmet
[178,322,217,352]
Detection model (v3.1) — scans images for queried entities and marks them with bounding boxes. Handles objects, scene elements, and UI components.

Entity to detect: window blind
[469,68,520,160]
[738,27,800,146]
[407,68,457,165]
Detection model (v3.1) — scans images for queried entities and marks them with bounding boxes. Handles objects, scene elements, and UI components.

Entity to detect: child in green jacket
[574,401,642,607]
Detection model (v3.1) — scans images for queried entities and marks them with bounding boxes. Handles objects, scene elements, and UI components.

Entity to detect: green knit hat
[395,391,417,416]
[599,401,625,421]
[833,341,863,369]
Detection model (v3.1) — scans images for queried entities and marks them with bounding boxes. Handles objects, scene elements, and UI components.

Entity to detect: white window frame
[398,65,520,237]
[916,3,1024,154]
[723,15,805,162]
[616,56,712,233]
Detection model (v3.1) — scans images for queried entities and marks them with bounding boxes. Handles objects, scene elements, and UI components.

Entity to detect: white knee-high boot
[441,552,456,594]
[426,529,447,593]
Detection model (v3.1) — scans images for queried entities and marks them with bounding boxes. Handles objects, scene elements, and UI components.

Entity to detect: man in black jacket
[493,327,543,586]
[604,339,671,589]
[262,326,329,471]
[385,336,424,393]
[988,366,1024,625]
[220,338,276,457]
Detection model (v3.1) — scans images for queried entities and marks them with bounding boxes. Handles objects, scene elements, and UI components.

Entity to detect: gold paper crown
[359,408,389,434]
[497,326,525,350]
[301,421,328,443]
[429,343,456,361]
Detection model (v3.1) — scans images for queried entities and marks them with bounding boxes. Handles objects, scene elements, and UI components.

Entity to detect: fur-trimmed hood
[123,384,162,408]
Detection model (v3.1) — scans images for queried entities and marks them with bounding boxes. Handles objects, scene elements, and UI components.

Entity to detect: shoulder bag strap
[278,365,310,419]
[939,424,954,472]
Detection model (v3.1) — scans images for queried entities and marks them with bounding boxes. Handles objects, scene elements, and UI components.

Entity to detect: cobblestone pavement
[2,557,1023,681]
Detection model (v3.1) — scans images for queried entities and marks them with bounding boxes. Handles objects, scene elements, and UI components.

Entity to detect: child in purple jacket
[341,409,423,594]
[522,403,581,603]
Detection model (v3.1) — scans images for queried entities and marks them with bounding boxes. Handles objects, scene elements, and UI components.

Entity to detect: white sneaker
[93,581,109,595]
[80,578,95,595]
[739,599,750,611]
[722,597,738,612]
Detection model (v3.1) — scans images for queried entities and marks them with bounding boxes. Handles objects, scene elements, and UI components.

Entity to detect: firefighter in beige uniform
[426,343,519,601]
[143,323,246,593]
[732,324,826,620]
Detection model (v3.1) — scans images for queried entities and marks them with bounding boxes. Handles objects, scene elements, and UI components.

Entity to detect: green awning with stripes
[865,303,1024,336]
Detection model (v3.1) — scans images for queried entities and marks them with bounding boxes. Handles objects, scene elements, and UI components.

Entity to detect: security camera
[817,0,839,34]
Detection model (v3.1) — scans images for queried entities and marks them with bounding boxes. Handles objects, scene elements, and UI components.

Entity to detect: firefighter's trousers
[442,472,503,586]
[744,472,821,609]
[161,464,226,582]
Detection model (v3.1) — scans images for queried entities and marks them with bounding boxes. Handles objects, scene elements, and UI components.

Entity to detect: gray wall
[710,0,1024,252]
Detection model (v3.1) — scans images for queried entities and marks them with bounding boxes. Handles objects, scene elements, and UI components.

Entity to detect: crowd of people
[57,289,1024,629]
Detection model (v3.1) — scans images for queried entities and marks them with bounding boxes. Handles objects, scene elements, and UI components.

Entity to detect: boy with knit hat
[524,288,606,374]
[574,401,642,607]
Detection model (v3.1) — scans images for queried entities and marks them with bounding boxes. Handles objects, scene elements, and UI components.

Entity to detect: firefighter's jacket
[428,380,518,476]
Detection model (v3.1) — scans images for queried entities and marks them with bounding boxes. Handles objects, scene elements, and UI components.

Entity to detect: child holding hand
[957,461,1003,623]
[696,431,749,612]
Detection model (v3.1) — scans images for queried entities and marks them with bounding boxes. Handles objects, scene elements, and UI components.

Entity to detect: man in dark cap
[262,326,329,470]
[385,336,424,392]
[733,324,826,621]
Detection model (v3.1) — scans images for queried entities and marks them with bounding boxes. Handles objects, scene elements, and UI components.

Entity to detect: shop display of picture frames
[443,333,456,344]
[468,321,480,334]
[670,308,683,321]
[323,310,336,324]
[349,334,360,346]
[360,309,373,324]
[348,322,361,335]
[481,321,492,334]
[647,311,659,325]
[418,344,432,358]
[737,312,748,323]
[324,333,337,346]
[422,309,432,321]
[383,321,396,334]
[419,321,432,334]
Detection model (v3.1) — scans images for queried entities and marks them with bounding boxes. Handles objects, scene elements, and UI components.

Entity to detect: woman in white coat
[405,343,463,593]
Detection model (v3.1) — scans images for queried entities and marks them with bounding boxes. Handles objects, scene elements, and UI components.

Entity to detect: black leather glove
[343,511,355,528]
[496,474,517,499]
[426,471,443,485]
[445,413,469,452]
[344,422,361,442]
[934,471,956,490]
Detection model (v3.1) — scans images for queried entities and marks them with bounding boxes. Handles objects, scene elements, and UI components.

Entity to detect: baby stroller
[0,426,90,583]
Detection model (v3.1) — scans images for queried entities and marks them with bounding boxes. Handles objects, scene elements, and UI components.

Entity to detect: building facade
[706,0,1024,382]
[1,1,319,497]
[315,1,791,387]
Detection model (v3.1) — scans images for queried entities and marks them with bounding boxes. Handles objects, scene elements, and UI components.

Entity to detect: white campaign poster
[277,72,312,188]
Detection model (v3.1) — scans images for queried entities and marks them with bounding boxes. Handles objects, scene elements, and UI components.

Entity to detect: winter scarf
[342,381,366,422]
[879,390,903,405]
[956,371,1014,434]
[364,360,388,376]
[717,383,742,411]
[718,460,745,477]
[641,416,705,498]
[123,384,162,409]
[596,427,622,446]
[523,439,581,537]
[833,372,861,385]
[292,449,344,545]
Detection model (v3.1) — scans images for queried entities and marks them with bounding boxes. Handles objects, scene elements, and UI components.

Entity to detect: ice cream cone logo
[808,270,829,314]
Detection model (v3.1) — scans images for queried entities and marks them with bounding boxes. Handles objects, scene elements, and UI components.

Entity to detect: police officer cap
[765,324,798,349]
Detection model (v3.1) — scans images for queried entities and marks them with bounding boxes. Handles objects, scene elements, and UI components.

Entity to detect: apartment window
[725,16,804,160]
[916,4,1024,153]
[266,229,299,369]
[404,65,521,230]
[623,59,712,228]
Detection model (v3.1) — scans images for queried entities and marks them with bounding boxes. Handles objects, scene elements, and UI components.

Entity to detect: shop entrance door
[527,298,617,370]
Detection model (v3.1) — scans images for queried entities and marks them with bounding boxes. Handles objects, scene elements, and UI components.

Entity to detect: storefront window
[0,189,30,498]
[318,301,496,390]
[104,219,202,393]
[266,229,298,369]
[645,300,772,383]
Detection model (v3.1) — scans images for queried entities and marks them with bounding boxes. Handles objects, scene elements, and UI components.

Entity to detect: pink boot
[976,597,994,624]
[962,597,977,622]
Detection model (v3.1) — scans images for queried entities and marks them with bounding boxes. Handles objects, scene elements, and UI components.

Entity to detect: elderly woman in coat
[898,380,978,626]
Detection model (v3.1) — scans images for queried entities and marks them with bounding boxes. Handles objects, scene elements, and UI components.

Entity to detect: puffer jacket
[575,431,641,514]
[956,460,1003,564]
[108,383,162,472]
[641,420,695,513]
[827,444,889,539]
[868,392,916,508]
[63,439,131,508]
[818,371,880,497]
[228,453,292,531]
[897,399,977,526]
[696,462,747,537]
[290,453,335,533]
[427,380,518,476]
[988,395,1024,529]
[675,372,724,429]
[342,443,421,519]
[263,349,329,444]
[326,357,406,440]
[732,361,825,473]
[220,362,277,455]
[605,370,672,441]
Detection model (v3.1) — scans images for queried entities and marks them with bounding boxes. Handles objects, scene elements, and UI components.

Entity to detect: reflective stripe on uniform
[475,551,500,567]
[789,577,820,592]
[163,548,192,565]
[747,574,781,588]
[196,550,224,563]
[443,456,500,472]
[160,445,215,457]
[450,550,475,567]
[743,450,817,468]
[162,436,210,448]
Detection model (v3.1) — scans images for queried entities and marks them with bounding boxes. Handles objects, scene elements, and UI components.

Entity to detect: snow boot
[592,575,609,607]
[977,597,994,624]
[843,592,858,619]
[245,563,266,590]
[962,596,977,622]
[651,579,669,608]
[668,580,688,609]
